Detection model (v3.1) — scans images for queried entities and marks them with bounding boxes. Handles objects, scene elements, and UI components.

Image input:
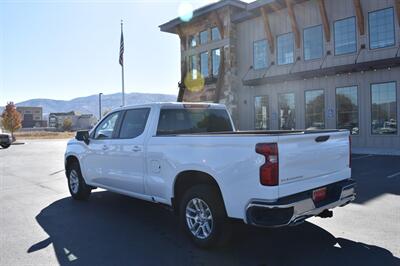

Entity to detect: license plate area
[313,187,327,202]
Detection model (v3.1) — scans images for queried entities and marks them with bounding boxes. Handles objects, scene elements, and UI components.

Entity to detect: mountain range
[7,92,177,118]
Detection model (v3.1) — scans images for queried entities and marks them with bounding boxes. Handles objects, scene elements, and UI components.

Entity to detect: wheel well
[65,156,79,176]
[173,170,226,214]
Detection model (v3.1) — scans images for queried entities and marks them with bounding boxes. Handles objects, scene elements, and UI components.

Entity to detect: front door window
[94,112,120,139]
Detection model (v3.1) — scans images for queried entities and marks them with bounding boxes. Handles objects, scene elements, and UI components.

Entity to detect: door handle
[102,145,109,151]
[315,135,330,142]
[132,146,142,152]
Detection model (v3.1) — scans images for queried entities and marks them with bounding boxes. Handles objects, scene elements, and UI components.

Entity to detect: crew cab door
[82,111,122,186]
[104,108,150,194]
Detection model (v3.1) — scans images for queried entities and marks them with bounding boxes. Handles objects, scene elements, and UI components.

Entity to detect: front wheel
[1,144,10,149]
[67,162,91,200]
[179,184,231,248]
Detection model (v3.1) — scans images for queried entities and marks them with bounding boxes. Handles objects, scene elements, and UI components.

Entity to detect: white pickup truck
[64,102,355,247]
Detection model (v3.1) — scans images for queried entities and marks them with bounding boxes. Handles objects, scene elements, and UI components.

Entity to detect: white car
[64,102,355,247]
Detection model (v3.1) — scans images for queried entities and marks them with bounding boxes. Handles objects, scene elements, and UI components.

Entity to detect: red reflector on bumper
[313,187,327,202]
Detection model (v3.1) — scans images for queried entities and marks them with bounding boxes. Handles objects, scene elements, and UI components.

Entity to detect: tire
[67,161,91,200]
[179,184,231,248]
[1,144,10,149]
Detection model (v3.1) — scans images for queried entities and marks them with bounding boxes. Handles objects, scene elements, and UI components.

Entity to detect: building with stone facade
[160,0,400,153]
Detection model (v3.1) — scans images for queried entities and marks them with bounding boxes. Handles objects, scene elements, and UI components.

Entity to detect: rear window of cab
[157,108,233,135]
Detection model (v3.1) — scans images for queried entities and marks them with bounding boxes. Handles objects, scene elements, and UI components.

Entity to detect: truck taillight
[349,135,352,168]
[255,143,279,186]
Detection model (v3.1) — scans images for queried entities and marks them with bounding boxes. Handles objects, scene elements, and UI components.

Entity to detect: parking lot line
[387,172,400,179]
[49,169,64,176]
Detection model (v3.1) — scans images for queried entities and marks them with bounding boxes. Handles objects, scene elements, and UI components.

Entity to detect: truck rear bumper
[245,179,356,227]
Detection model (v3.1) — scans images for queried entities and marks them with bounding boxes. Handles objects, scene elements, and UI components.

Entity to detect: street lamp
[99,93,103,120]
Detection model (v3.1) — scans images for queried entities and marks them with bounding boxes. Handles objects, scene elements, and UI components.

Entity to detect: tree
[1,102,22,139]
[62,118,73,131]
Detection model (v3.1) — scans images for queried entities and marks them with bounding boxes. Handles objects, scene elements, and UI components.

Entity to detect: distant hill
[8,92,176,117]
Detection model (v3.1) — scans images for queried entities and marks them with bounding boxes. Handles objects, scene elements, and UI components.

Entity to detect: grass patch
[14,131,76,140]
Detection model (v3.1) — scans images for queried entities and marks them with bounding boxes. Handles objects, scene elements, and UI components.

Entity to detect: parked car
[0,129,12,149]
[64,102,355,248]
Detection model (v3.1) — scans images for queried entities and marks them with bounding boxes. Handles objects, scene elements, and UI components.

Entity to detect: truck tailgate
[277,131,350,197]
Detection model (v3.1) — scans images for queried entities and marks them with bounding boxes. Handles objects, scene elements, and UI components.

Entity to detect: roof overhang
[243,57,400,86]
[159,0,248,34]
[159,0,312,34]
[233,0,309,22]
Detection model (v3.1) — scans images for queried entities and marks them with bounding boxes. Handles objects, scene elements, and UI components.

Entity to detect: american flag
[119,29,124,66]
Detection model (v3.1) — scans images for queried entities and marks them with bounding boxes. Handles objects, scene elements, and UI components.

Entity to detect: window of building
[334,17,357,55]
[371,82,397,135]
[212,48,221,77]
[254,96,269,130]
[189,35,197,48]
[253,39,268,70]
[200,52,209,77]
[277,32,294,65]
[303,25,323,60]
[119,108,150,139]
[200,30,208,44]
[369,8,395,49]
[189,55,197,79]
[278,93,296,130]
[305,90,325,129]
[211,27,221,41]
[336,86,359,135]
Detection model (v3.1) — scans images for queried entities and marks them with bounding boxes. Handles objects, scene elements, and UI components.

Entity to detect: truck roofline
[111,102,227,112]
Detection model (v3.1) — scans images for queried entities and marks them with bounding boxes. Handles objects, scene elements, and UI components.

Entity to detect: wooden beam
[269,1,284,13]
[353,0,365,35]
[285,0,301,48]
[396,0,400,28]
[210,11,224,39]
[317,0,330,42]
[260,6,275,53]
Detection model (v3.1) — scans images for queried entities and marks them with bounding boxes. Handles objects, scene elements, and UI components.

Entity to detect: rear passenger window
[119,108,150,139]
[157,108,233,135]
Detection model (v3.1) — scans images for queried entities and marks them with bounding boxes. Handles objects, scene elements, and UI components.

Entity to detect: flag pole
[121,20,125,106]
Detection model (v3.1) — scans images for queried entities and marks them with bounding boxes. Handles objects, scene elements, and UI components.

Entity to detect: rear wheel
[1,144,10,149]
[179,184,230,248]
[67,161,91,200]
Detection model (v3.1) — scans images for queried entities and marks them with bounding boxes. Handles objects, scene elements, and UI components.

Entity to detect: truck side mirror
[76,130,90,145]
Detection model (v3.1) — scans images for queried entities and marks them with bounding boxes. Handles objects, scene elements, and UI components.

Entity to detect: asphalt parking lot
[0,139,399,266]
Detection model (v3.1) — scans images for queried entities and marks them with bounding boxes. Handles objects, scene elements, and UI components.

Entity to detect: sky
[0,0,252,106]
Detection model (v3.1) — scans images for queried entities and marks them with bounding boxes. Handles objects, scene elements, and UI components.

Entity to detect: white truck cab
[65,102,355,247]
